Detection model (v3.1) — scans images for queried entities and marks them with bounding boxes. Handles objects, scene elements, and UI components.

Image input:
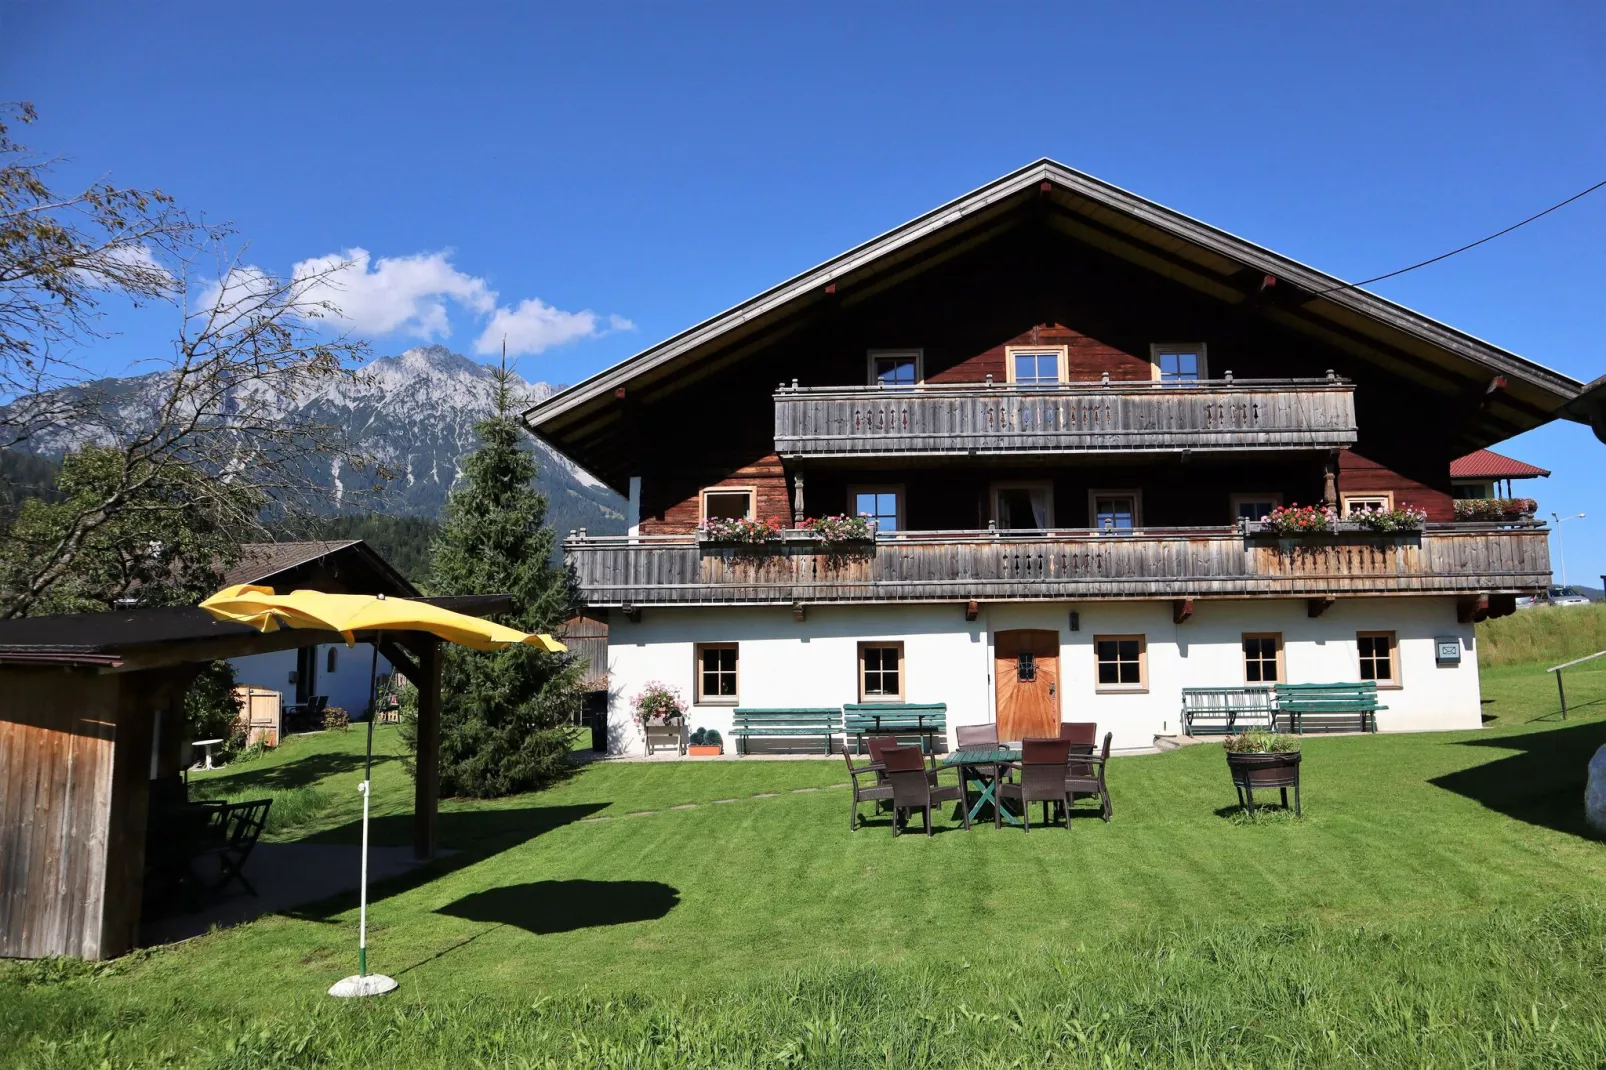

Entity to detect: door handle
[1049,683,1056,696]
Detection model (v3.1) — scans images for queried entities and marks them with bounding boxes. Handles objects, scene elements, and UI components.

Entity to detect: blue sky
[4,2,1603,583]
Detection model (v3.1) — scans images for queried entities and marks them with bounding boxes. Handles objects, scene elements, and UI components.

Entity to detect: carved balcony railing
[772,375,1358,458]
[565,523,1549,606]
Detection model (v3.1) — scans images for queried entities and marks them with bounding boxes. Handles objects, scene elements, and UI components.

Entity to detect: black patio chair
[197,798,273,896]
[1058,721,1098,754]
[842,742,893,831]
[882,745,969,838]
[1064,731,1113,823]
[997,737,1074,832]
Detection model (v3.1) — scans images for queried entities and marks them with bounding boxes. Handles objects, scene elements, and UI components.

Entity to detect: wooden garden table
[939,746,1023,827]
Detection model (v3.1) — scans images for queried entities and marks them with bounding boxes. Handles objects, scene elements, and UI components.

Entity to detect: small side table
[193,738,225,770]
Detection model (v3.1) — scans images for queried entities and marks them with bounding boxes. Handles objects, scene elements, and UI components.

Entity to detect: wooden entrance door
[994,629,1061,741]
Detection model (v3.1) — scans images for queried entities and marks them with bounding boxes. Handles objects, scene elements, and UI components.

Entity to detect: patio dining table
[940,746,1025,827]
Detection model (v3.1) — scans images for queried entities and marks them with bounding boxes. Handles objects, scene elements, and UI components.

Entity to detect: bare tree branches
[0,102,207,446]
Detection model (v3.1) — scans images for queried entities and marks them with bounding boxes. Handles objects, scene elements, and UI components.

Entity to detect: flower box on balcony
[1453,497,1538,522]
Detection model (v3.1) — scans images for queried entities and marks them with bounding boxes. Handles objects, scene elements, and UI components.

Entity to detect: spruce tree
[411,359,580,797]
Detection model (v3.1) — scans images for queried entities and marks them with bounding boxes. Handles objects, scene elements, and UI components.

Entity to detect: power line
[1315,177,1606,296]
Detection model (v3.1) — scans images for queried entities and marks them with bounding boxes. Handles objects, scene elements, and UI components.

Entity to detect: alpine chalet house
[524,161,1577,754]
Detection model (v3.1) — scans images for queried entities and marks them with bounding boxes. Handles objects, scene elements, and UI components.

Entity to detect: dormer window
[1005,345,1067,386]
[1151,343,1207,382]
[868,349,921,387]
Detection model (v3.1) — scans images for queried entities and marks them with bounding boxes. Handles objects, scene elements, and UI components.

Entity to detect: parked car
[1518,586,1593,609]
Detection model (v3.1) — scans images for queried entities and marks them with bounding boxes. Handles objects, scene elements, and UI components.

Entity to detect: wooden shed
[0,595,505,960]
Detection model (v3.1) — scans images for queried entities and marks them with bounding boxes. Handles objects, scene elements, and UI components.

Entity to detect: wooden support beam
[1173,598,1194,624]
[622,603,641,624]
[413,635,442,860]
[965,600,980,622]
[792,601,806,622]
[377,638,420,684]
[1307,596,1336,618]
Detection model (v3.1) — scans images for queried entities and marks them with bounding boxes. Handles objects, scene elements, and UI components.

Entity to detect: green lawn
[5,660,1606,1067]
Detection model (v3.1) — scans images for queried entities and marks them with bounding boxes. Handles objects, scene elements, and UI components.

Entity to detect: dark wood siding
[926,324,1150,383]
[1340,452,1454,522]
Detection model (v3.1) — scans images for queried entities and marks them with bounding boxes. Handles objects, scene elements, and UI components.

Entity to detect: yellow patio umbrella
[199,584,566,653]
[199,584,566,998]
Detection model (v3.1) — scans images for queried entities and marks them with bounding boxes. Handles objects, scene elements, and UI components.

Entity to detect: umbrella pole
[329,641,396,998]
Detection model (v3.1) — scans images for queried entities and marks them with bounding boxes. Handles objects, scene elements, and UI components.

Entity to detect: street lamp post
[1550,512,1586,589]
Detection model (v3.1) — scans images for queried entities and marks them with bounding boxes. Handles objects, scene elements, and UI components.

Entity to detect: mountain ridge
[6,344,626,537]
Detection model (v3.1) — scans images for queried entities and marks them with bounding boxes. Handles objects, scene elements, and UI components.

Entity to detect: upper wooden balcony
[772,375,1358,459]
[565,522,1549,607]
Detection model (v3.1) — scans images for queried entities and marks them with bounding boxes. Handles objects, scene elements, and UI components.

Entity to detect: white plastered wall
[603,596,1480,756]
[229,641,392,719]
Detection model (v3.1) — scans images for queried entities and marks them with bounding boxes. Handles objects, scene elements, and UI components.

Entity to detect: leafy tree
[183,660,244,750]
[0,444,260,614]
[402,360,580,797]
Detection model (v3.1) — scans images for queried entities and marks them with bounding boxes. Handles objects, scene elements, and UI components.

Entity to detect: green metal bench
[842,703,948,754]
[1181,687,1276,736]
[730,708,841,755]
[1274,682,1387,734]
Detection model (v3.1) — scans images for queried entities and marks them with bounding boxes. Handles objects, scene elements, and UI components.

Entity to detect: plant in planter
[1453,497,1538,522]
[631,681,686,728]
[322,706,351,732]
[799,514,876,543]
[1349,504,1428,533]
[698,516,782,544]
[1223,731,1302,816]
[688,727,724,756]
[1259,503,1337,535]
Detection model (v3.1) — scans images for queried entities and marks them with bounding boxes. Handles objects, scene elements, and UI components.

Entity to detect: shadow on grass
[197,750,398,794]
[284,802,608,922]
[437,879,680,934]
[1432,719,1606,839]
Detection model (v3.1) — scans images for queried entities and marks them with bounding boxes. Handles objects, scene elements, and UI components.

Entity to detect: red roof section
[1450,449,1550,480]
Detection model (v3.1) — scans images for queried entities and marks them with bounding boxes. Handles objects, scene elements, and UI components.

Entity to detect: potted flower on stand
[1224,732,1302,817]
[632,682,687,754]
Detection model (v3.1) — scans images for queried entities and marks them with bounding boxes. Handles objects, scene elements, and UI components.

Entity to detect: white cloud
[192,246,630,356]
[289,248,495,339]
[474,300,635,358]
[194,264,277,320]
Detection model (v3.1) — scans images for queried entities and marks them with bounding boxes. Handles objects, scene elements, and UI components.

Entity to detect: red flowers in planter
[1260,503,1338,534]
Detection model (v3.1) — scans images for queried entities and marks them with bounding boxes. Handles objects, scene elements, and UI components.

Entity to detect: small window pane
[1013,351,1060,386]
[1095,496,1136,530]
[861,644,902,698]
[1236,499,1277,521]
[854,490,900,532]
[1095,636,1143,688]
[704,491,753,520]
[1157,348,1203,383]
[874,357,917,386]
[699,645,738,699]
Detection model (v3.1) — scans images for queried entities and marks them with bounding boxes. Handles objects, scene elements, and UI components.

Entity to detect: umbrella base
[328,973,398,998]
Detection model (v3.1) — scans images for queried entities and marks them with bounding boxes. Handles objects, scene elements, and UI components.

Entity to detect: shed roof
[0,596,511,670]
[1450,449,1551,480]
[223,540,418,597]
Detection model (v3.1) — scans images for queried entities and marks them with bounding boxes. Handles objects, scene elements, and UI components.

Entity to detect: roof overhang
[525,159,1584,489]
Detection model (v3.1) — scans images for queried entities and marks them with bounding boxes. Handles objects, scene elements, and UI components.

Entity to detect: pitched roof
[223,541,361,587]
[1450,449,1551,480]
[224,540,418,597]
[524,158,1583,489]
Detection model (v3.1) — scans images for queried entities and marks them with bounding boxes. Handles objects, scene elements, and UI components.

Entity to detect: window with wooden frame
[1004,345,1068,386]
[1094,634,1146,692]
[694,643,739,704]
[867,349,922,387]
[1341,492,1392,516]
[1230,492,1283,523]
[1089,489,1142,531]
[858,641,904,701]
[1150,342,1207,383]
[992,481,1054,530]
[848,486,904,533]
[700,486,756,521]
[1242,633,1283,684]
[1357,631,1398,687]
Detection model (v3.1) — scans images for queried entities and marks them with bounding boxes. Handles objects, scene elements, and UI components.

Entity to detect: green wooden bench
[842,703,948,754]
[730,708,841,755]
[1181,687,1276,736]
[1273,682,1387,734]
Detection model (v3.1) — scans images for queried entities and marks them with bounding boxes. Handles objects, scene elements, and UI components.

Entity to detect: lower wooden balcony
[564,524,1550,606]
